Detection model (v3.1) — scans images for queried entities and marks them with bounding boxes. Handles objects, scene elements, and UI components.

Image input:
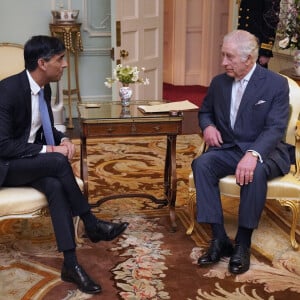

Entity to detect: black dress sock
[210,223,227,240]
[63,249,78,268]
[235,226,253,248]
[80,211,98,230]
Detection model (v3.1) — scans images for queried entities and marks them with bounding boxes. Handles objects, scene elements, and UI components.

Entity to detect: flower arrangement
[104,64,150,88]
[277,0,300,50]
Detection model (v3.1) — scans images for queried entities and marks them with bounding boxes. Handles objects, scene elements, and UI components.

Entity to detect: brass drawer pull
[131,124,137,132]
[153,126,161,131]
[107,127,115,133]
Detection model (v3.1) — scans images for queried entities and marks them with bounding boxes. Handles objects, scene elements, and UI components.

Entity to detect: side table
[78,101,183,231]
[49,22,83,129]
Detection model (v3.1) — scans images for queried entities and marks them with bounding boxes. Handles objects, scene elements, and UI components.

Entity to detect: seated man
[0,35,128,294]
[192,30,290,274]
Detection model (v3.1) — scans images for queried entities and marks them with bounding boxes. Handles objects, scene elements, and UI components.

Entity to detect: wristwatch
[250,151,259,160]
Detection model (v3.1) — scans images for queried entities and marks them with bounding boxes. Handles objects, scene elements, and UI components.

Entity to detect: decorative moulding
[82,0,111,37]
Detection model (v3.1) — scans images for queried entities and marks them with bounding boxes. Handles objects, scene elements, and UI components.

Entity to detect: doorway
[163,0,231,87]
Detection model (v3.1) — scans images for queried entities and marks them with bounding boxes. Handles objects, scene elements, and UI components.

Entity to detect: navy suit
[0,70,90,251]
[192,65,291,228]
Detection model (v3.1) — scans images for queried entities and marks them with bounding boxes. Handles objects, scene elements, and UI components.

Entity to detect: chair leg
[74,216,84,245]
[278,199,300,250]
[186,190,196,235]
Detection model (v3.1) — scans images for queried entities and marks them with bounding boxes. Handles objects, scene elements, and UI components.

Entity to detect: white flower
[104,64,150,88]
[278,37,290,49]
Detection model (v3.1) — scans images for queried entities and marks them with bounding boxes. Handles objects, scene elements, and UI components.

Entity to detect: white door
[111,0,163,101]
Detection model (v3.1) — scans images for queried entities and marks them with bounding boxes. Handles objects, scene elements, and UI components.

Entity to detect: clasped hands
[47,139,75,160]
[203,125,257,185]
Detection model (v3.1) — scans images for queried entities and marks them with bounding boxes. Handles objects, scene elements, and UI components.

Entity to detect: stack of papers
[138,100,198,113]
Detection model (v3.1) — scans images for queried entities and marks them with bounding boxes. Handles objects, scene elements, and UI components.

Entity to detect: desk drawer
[83,121,182,137]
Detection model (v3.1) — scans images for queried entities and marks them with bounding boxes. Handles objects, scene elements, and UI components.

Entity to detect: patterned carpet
[0,135,299,300]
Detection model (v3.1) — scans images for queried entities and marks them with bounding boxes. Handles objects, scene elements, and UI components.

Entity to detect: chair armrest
[294,120,300,179]
[195,131,207,157]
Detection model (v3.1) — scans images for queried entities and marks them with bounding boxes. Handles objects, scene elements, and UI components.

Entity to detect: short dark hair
[24,35,65,71]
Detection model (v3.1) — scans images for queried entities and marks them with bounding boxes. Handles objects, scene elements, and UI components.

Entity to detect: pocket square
[255,100,266,105]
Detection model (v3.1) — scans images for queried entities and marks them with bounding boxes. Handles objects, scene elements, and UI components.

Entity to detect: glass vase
[119,85,133,107]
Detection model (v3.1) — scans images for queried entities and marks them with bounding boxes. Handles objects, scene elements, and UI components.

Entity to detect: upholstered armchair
[0,43,82,243]
[186,75,300,250]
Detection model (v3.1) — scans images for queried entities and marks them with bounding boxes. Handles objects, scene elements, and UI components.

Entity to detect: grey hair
[223,30,259,62]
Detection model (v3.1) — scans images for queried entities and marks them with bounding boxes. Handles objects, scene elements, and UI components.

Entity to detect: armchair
[0,42,82,243]
[186,75,300,250]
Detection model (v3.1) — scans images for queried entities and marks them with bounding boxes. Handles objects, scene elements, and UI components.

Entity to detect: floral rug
[0,135,299,300]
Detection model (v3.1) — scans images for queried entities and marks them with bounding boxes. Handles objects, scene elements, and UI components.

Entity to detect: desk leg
[80,136,89,198]
[165,134,177,231]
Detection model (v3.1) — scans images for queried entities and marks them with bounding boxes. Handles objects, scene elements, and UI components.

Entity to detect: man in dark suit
[237,0,280,68]
[0,35,129,294]
[192,30,290,274]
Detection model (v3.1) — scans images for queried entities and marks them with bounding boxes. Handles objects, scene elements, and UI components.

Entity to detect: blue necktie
[39,88,55,145]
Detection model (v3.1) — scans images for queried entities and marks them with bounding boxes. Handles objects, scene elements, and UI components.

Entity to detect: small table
[78,101,183,230]
[280,68,300,86]
[50,23,83,129]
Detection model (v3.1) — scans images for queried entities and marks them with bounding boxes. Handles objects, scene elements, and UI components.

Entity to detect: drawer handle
[107,127,115,133]
[153,126,161,131]
[131,124,137,132]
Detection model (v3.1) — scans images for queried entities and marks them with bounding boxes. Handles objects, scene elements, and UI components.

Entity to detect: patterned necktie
[39,88,55,145]
[230,79,245,128]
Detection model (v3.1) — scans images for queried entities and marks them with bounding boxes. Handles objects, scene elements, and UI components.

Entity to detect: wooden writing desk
[78,101,183,230]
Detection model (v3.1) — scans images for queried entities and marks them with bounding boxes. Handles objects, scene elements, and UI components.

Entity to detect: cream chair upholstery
[0,42,82,243]
[0,42,24,79]
[186,75,300,250]
[0,178,84,243]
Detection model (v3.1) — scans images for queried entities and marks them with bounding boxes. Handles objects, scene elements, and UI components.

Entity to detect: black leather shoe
[86,219,129,243]
[198,238,234,266]
[61,264,102,294]
[229,244,250,274]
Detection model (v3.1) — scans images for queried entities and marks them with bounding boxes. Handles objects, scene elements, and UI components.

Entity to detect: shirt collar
[236,64,256,83]
[26,70,41,96]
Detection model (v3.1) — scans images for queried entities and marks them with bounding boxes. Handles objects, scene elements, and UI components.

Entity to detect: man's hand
[203,125,223,147]
[235,152,258,185]
[60,139,76,160]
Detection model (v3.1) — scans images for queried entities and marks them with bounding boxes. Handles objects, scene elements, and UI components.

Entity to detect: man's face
[221,41,250,80]
[43,51,67,82]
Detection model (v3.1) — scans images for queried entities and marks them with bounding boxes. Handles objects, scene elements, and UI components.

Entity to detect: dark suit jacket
[238,0,280,57]
[0,70,65,186]
[199,64,291,174]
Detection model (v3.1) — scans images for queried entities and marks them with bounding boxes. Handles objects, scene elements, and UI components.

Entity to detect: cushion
[0,177,84,218]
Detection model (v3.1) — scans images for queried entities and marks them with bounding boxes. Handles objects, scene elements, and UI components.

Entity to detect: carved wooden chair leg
[279,199,300,250]
[186,190,196,235]
[74,216,84,245]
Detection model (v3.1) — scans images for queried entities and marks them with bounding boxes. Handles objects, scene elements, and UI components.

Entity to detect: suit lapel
[235,65,266,121]
[20,71,33,116]
[19,71,34,140]
[222,75,234,126]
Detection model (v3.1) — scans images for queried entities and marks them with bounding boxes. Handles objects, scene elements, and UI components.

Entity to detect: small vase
[293,50,300,76]
[120,106,131,118]
[119,85,133,107]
